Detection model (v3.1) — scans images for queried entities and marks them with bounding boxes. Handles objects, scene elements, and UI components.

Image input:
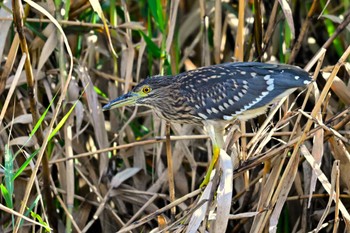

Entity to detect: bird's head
[102,75,174,111]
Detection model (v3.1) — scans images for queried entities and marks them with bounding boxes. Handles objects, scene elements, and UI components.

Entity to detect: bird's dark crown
[132,75,174,92]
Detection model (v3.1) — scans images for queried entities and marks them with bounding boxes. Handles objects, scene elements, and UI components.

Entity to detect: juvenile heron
[103,62,312,185]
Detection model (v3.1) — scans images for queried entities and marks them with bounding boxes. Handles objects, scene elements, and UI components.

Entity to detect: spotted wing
[176,62,311,121]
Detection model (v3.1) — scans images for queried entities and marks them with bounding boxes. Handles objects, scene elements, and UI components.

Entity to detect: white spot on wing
[267,84,274,91]
[266,78,274,85]
[223,115,234,120]
[234,87,270,115]
[264,75,271,80]
[294,76,300,80]
[212,108,219,113]
[266,78,274,91]
[198,113,208,119]
[228,99,234,105]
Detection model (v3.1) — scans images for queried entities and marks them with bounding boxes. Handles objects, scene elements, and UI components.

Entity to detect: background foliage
[0,0,350,232]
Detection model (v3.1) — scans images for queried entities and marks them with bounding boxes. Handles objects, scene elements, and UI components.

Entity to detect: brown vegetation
[0,0,349,232]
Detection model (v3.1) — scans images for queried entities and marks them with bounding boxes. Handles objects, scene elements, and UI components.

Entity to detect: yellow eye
[142,86,151,94]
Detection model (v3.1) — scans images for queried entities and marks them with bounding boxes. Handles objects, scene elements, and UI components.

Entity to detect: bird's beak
[103,92,138,111]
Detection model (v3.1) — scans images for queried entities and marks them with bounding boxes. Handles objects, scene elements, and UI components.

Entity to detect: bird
[103,62,312,186]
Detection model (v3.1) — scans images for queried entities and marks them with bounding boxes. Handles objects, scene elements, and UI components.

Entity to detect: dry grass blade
[0,22,18,94]
[309,82,324,206]
[79,67,110,177]
[253,0,263,59]
[111,167,142,188]
[118,189,202,233]
[64,119,74,232]
[8,136,36,147]
[215,150,233,233]
[250,152,286,232]
[228,212,260,219]
[165,0,180,53]
[301,145,350,226]
[2,0,349,232]
[36,24,57,74]
[269,147,300,232]
[314,160,339,232]
[289,0,318,64]
[247,95,287,154]
[0,1,12,60]
[322,72,350,106]
[277,0,295,38]
[13,0,74,230]
[165,123,176,220]
[234,0,245,61]
[0,54,26,124]
[186,183,212,233]
[0,203,52,230]
[123,194,159,227]
[213,0,222,64]
[88,0,118,59]
[329,137,350,191]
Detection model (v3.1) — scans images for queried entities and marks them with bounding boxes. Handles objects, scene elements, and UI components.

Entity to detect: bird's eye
[142,86,151,94]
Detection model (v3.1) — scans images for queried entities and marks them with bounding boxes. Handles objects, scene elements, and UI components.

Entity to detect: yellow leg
[201,121,224,187]
[200,144,220,187]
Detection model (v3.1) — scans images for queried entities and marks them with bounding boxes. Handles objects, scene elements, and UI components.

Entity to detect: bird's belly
[153,109,203,125]
[235,105,269,120]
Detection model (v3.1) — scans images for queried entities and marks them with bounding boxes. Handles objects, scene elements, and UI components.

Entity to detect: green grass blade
[64,0,70,20]
[30,91,59,138]
[139,30,162,58]
[148,0,165,32]
[94,85,107,98]
[19,195,50,231]
[0,183,15,226]
[0,184,13,209]
[30,210,51,232]
[147,9,154,73]
[48,101,76,142]
[4,144,14,196]
[320,0,344,57]
[284,21,292,63]
[48,84,88,142]
[13,148,40,181]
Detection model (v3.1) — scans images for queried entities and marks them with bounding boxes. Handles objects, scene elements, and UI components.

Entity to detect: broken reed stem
[166,122,176,221]
[12,0,57,230]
